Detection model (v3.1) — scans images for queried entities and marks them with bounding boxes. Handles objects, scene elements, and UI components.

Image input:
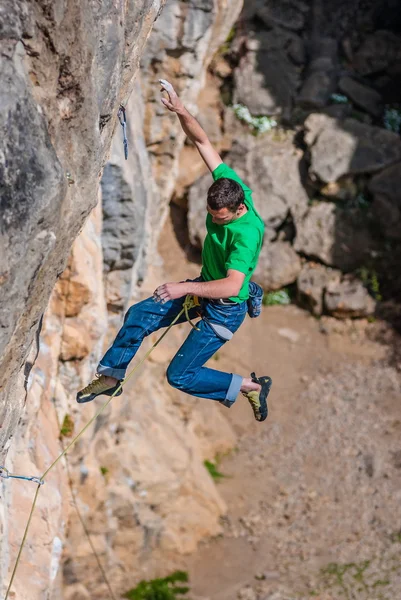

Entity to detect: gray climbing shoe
[242,372,272,422]
[76,374,123,404]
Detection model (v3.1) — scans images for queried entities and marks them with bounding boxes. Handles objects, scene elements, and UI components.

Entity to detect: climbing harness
[117,104,128,160]
[0,466,44,486]
[3,295,200,600]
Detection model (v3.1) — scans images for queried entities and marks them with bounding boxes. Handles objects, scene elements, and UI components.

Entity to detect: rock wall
[0,0,167,462]
[0,1,243,598]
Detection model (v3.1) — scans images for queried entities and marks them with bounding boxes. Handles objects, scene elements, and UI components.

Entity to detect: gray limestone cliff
[0,1,243,598]
[0,0,167,461]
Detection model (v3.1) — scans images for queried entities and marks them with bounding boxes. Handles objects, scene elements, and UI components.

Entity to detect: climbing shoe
[242,372,272,422]
[76,374,123,404]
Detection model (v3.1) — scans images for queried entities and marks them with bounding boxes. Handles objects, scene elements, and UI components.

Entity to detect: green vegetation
[390,531,401,544]
[372,579,390,588]
[100,466,109,477]
[124,571,190,600]
[60,414,74,438]
[383,107,401,133]
[330,93,349,104]
[321,561,371,597]
[219,26,236,54]
[354,192,371,210]
[357,267,382,301]
[233,103,277,134]
[225,26,236,45]
[204,459,226,481]
[262,289,291,306]
[314,535,401,598]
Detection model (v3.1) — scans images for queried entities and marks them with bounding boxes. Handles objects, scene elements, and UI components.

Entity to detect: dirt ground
[158,214,401,600]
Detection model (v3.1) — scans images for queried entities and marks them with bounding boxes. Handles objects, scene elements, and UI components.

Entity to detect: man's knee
[166,363,193,391]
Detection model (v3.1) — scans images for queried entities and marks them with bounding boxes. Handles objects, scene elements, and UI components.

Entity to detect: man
[76,80,272,421]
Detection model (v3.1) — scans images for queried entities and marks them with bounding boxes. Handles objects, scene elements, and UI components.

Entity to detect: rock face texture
[0,0,167,461]
[305,113,401,182]
[2,0,401,598]
[0,1,243,598]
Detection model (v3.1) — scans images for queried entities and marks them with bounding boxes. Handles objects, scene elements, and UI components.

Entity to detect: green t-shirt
[201,163,265,302]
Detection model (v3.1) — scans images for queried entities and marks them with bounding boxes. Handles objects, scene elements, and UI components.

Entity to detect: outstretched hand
[159,79,184,113]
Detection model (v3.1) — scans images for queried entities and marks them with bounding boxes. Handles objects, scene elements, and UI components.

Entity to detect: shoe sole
[76,384,123,404]
[249,373,272,422]
[257,376,272,421]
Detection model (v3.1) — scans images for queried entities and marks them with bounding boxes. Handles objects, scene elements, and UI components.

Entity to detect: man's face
[207,204,237,225]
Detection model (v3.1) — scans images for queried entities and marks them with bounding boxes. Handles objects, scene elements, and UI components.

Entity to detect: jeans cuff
[97,363,126,380]
[220,373,242,408]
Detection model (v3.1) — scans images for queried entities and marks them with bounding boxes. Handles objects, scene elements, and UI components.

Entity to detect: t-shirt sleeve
[212,163,253,196]
[225,232,259,275]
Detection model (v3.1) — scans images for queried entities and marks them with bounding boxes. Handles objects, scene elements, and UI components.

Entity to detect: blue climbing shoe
[76,374,123,404]
[242,372,272,421]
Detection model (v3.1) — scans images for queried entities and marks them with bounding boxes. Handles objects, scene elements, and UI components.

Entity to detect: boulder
[297,38,338,109]
[297,262,341,316]
[234,31,301,116]
[254,0,310,31]
[230,136,309,238]
[294,201,374,272]
[353,30,401,76]
[304,113,401,182]
[324,277,376,318]
[254,241,301,291]
[368,162,401,240]
[338,76,383,118]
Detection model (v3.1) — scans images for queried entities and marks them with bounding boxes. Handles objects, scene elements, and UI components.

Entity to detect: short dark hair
[207,178,245,212]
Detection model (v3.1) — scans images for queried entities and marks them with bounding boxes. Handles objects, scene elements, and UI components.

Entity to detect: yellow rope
[5,484,41,599]
[5,295,198,600]
[53,407,118,600]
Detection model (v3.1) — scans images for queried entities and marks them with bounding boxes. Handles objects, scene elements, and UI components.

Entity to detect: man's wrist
[176,103,187,117]
[185,281,196,295]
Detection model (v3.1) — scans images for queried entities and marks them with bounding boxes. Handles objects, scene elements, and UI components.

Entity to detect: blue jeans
[97,289,247,408]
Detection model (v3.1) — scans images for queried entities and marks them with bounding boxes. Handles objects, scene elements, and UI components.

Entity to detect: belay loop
[117,104,128,160]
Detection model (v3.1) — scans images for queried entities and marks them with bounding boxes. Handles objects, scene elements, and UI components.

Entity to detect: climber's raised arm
[159,78,223,173]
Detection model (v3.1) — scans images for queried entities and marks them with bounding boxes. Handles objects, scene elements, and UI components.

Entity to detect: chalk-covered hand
[159,79,184,113]
[153,282,187,303]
